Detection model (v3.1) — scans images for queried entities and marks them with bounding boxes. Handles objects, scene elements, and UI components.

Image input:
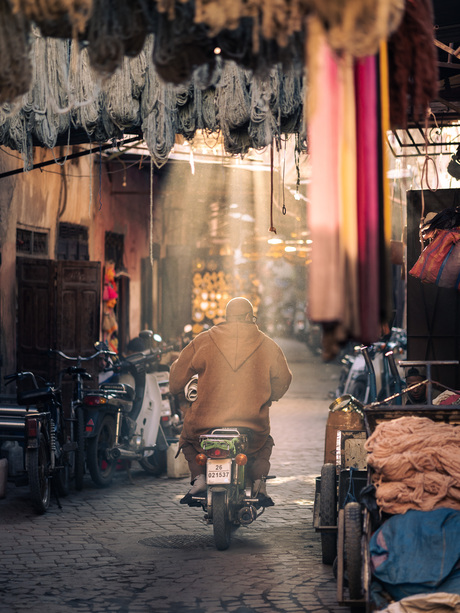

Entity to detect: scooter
[82,331,175,487]
[190,427,271,551]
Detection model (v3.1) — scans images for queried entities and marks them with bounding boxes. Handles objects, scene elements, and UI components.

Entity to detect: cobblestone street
[0,338,351,613]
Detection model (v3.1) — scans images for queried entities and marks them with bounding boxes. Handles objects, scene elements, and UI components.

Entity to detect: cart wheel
[320,463,337,565]
[344,501,363,600]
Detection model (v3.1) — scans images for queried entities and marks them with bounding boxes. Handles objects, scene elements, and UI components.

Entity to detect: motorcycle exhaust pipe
[107,447,142,461]
[238,505,258,525]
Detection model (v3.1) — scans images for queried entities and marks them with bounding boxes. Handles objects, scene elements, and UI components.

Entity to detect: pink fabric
[355,56,380,343]
[307,39,344,323]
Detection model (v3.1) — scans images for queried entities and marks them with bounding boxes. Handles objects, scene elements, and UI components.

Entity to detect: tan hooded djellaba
[169,321,292,455]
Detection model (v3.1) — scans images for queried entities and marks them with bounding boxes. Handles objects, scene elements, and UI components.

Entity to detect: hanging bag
[409,228,460,290]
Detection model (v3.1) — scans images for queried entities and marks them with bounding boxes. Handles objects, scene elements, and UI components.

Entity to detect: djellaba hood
[208,322,265,372]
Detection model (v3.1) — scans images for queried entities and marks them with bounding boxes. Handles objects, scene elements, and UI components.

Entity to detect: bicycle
[49,347,116,490]
[4,371,68,513]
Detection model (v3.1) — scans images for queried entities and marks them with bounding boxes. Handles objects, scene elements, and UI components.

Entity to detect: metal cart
[320,360,460,612]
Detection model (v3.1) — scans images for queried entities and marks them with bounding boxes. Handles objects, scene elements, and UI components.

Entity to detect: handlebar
[4,371,41,389]
[48,348,117,362]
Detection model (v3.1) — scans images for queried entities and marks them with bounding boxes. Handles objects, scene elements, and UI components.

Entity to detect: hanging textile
[339,51,360,341]
[387,0,438,128]
[306,21,345,331]
[355,55,380,344]
[378,40,394,327]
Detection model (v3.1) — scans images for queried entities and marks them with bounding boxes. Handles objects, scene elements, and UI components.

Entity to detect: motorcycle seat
[100,382,135,402]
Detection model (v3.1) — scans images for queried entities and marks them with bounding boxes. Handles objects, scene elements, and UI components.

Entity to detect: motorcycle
[82,330,176,487]
[190,426,271,551]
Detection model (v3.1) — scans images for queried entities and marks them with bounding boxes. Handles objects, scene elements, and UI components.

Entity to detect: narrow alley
[0,338,352,613]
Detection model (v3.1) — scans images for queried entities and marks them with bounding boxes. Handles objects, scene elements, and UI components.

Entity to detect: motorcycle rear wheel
[87,414,117,488]
[27,434,51,514]
[212,491,231,551]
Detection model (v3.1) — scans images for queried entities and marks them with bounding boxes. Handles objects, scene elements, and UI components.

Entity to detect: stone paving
[0,338,353,613]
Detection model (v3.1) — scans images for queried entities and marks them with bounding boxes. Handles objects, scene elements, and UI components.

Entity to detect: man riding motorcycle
[169,297,292,507]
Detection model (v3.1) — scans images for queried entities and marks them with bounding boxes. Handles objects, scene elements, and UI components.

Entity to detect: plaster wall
[0,147,154,381]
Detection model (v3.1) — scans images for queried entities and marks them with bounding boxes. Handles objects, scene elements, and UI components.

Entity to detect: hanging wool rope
[150,158,154,266]
[0,0,32,104]
[387,0,438,129]
[69,40,101,136]
[29,32,72,148]
[215,61,251,152]
[308,0,405,57]
[268,142,276,233]
[0,26,304,167]
[103,52,146,131]
[9,0,93,38]
[192,0,305,52]
[86,0,150,76]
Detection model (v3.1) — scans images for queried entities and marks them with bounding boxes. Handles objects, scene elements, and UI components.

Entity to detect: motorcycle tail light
[235,453,247,466]
[196,453,207,466]
[83,395,108,406]
[161,415,170,422]
[27,418,38,438]
[206,447,230,459]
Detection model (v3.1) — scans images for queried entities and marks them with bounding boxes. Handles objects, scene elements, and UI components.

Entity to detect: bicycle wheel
[320,463,337,565]
[344,502,363,600]
[27,433,51,514]
[212,490,231,551]
[74,406,85,491]
[87,414,117,488]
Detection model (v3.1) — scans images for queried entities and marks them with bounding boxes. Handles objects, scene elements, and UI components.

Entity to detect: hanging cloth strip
[306,19,345,326]
[339,50,360,340]
[355,55,380,343]
[378,40,394,327]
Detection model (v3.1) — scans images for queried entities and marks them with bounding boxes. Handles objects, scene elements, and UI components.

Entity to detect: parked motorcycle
[82,331,176,487]
[190,426,271,551]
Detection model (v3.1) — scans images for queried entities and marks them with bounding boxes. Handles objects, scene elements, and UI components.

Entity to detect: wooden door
[17,259,101,386]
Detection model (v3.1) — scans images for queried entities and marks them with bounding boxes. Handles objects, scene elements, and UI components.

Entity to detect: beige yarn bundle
[366,416,460,514]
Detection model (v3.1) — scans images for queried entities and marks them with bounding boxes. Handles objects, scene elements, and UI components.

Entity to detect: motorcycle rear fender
[25,413,46,448]
[208,485,228,514]
[83,407,117,438]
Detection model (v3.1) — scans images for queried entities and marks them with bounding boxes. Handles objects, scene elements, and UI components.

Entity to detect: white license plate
[207,459,232,484]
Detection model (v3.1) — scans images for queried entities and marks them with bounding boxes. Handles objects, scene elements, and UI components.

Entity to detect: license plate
[207,459,232,484]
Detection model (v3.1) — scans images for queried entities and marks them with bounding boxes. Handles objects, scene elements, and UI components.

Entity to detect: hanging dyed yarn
[9,0,92,38]
[387,0,439,128]
[0,0,31,104]
[308,0,404,57]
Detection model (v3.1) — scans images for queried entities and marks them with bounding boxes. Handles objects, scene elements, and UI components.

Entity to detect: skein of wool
[387,0,438,128]
[9,0,93,37]
[0,0,32,103]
